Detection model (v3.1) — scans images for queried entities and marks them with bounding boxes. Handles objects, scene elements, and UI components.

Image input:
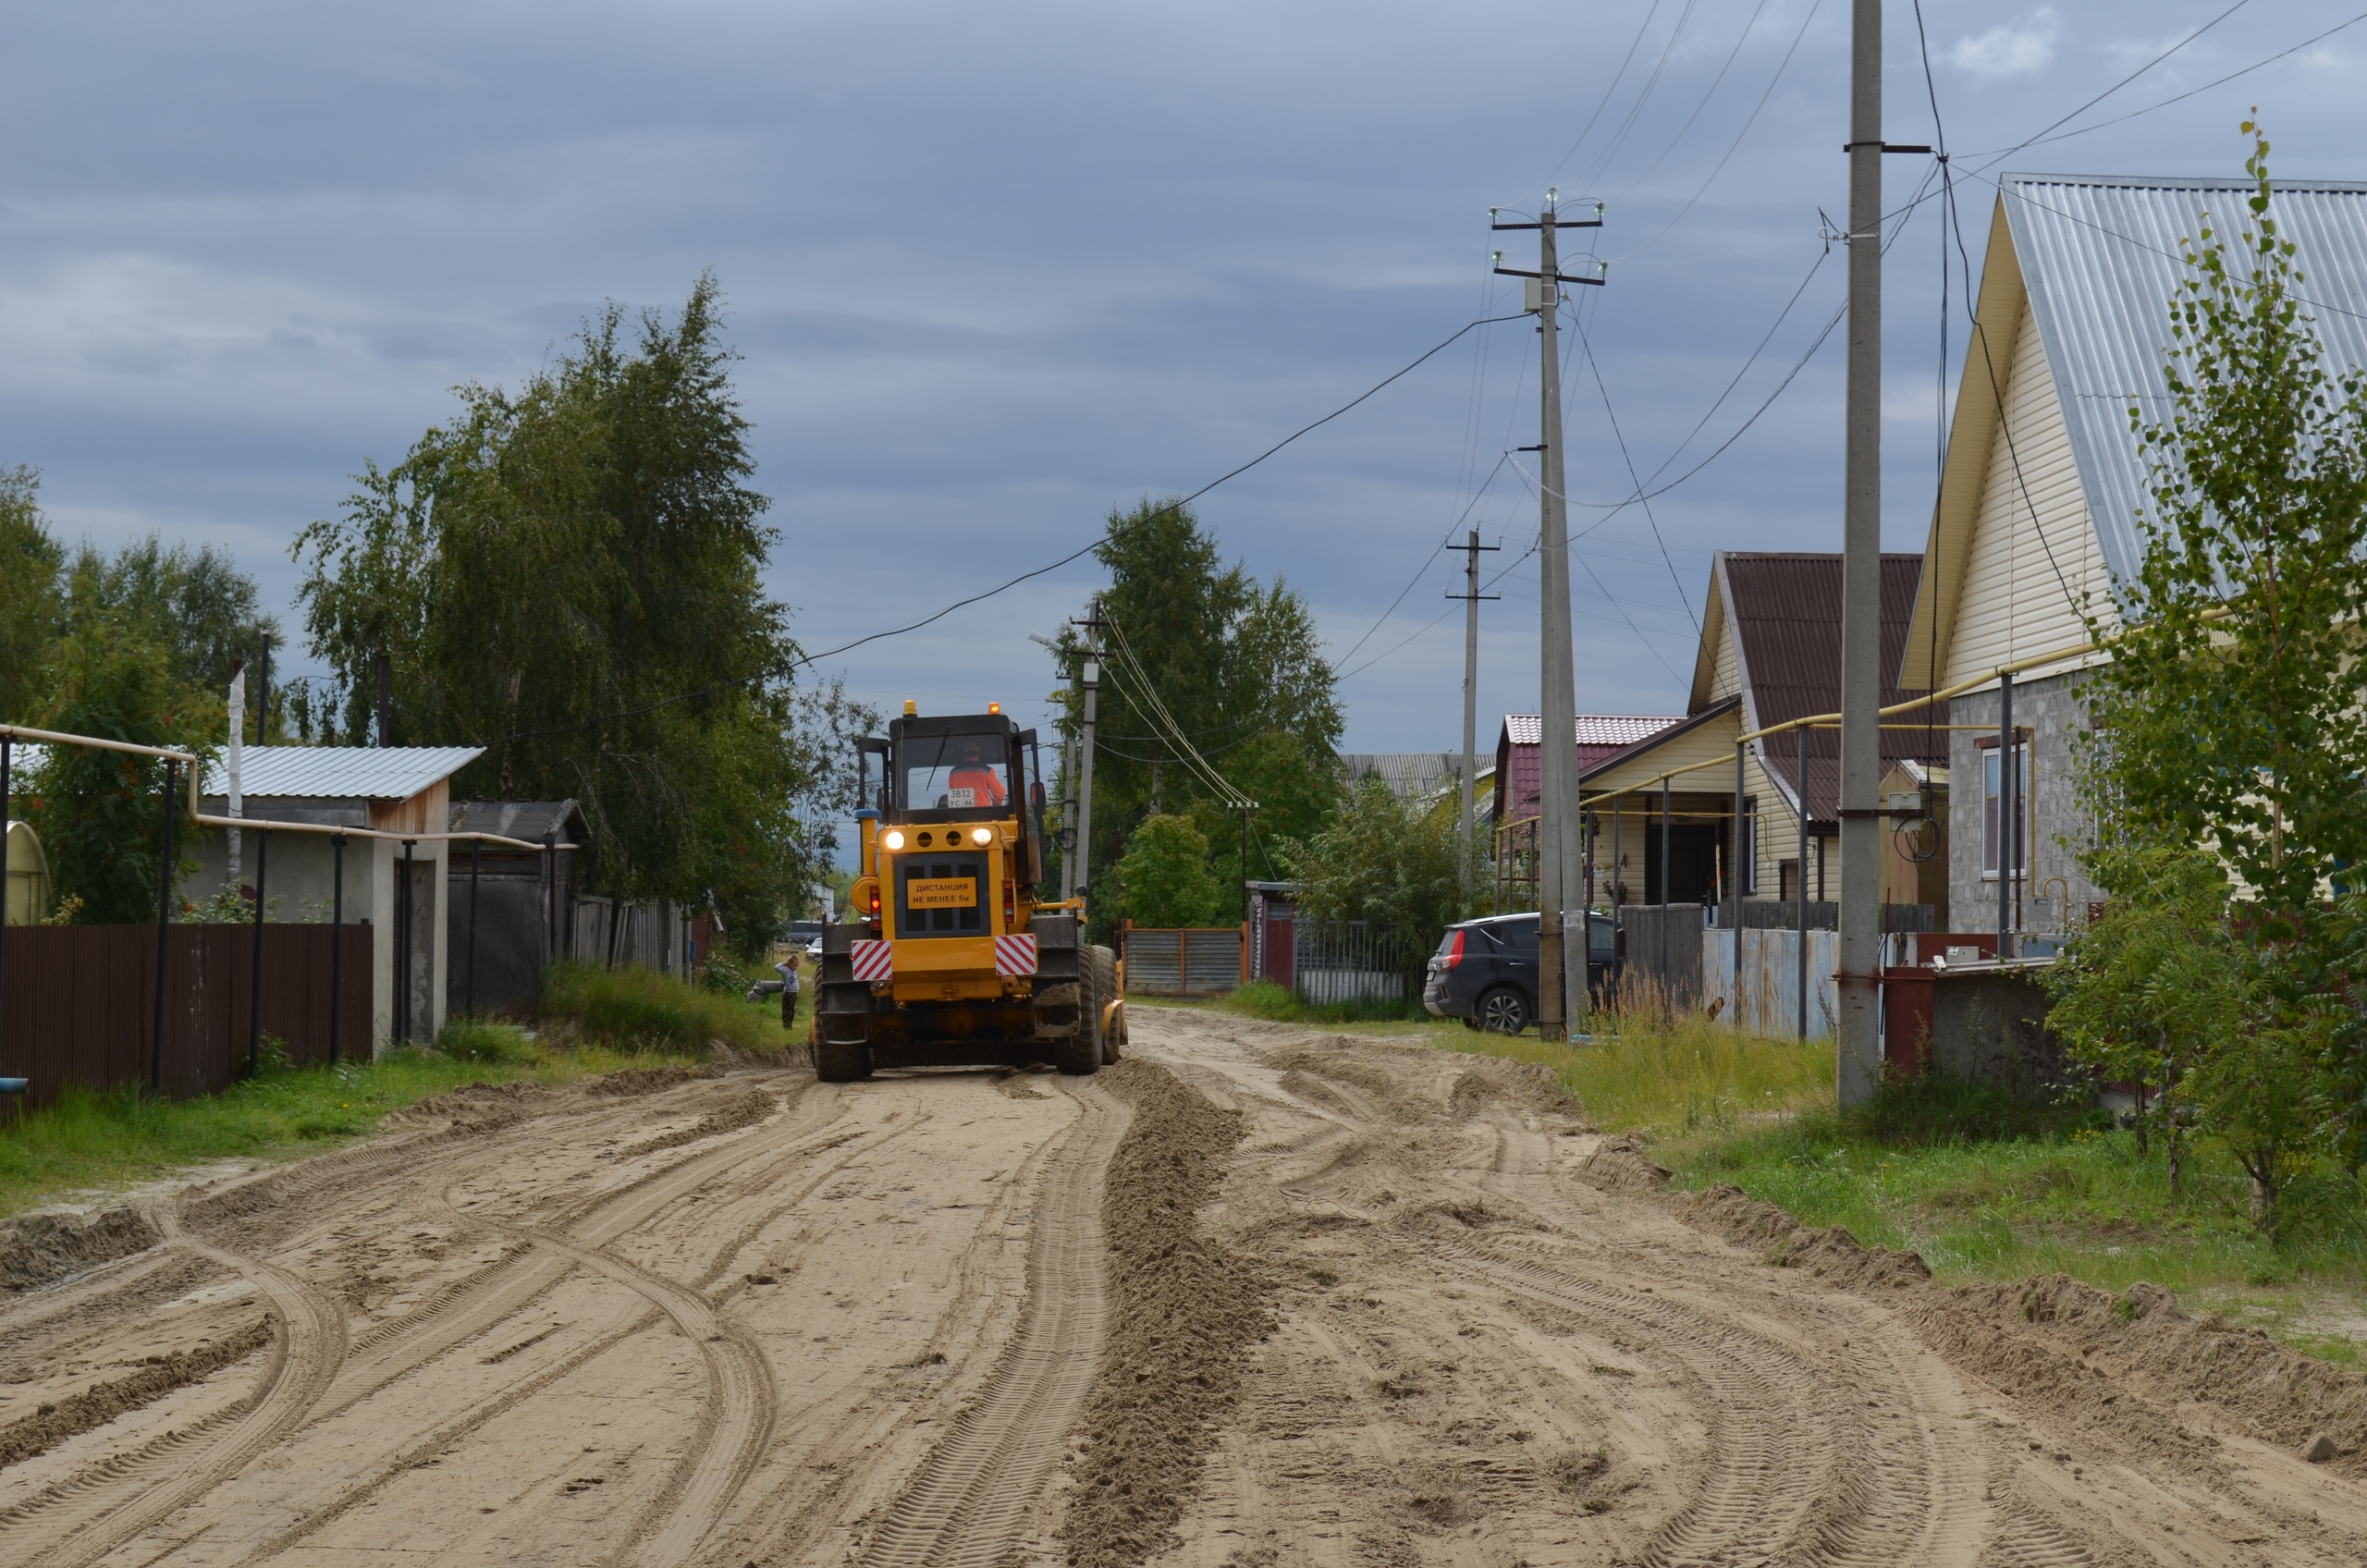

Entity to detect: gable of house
[1585,551,1939,907]
[1906,172,2367,690]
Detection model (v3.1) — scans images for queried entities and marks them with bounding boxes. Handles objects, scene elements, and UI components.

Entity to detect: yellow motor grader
[815,703,1122,1081]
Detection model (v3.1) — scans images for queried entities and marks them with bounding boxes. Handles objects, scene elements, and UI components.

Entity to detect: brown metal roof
[1717,552,1941,820]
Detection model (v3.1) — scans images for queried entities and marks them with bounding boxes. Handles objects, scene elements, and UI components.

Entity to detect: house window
[1981,741,2031,878]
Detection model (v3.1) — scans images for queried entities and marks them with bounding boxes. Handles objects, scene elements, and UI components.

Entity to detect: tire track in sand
[0,1220,350,1568]
[215,1091,914,1568]
[853,1080,1129,1568]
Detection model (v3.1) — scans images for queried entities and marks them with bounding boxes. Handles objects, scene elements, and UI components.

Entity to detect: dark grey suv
[1421,912,1622,1034]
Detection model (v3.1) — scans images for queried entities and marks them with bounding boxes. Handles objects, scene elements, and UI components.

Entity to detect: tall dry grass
[1441,975,1832,1136]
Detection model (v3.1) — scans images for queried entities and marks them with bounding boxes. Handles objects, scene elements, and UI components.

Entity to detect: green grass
[1417,1017,2367,1366]
[0,1032,699,1219]
[539,960,795,1054]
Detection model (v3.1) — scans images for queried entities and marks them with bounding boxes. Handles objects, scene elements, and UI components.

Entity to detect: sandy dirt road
[0,1011,2359,1567]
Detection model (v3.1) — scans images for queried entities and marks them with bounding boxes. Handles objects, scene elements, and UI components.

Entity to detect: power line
[1336,535,1539,682]
[488,310,1528,747]
[1503,462,1690,687]
[1960,0,2256,175]
[1990,8,2367,156]
[1609,0,1774,201]
[1332,452,1512,669]
[1570,0,1708,197]
[1607,0,1828,263]
[1539,0,1671,195]
[1571,303,1701,632]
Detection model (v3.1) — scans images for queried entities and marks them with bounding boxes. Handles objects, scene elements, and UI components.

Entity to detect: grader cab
[814,704,1121,1082]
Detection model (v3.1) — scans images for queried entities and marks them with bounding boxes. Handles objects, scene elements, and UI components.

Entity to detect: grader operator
[815,703,1122,1082]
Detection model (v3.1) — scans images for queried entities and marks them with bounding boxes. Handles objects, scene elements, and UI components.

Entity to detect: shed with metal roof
[187,745,486,1051]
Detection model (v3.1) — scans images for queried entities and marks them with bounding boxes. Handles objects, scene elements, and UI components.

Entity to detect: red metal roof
[1718,552,1940,821]
[1493,714,1686,825]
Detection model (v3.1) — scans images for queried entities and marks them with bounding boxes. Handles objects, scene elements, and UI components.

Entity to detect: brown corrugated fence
[0,924,373,1110]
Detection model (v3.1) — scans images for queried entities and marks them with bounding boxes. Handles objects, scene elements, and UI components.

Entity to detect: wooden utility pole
[1446,529,1500,904]
[1492,191,1603,1037]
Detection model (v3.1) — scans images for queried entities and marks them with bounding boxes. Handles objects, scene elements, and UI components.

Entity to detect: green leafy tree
[1114,813,1225,928]
[1284,774,1467,988]
[2045,849,2247,1198]
[0,466,64,724]
[293,276,869,954]
[2070,124,2367,1221]
[22,624,209,923]
[64,537,277,701]
[1057,497,1343,935]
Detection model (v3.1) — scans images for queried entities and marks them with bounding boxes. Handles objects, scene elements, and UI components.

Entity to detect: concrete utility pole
[1072,597,1103,902]
[1836,0,1927,1103]
[1494,192,1603,1037]
[1446,529,1500,904]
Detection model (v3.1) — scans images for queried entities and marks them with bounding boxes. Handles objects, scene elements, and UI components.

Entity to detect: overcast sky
[5,1,2362,781]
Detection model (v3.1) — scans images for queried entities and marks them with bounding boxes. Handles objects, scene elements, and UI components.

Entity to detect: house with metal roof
[190,746,484,1052]
[1574,552,1944,914]
[1490,713,1686,910]
[1897,172,2367,941]
[1338,753,1463,805]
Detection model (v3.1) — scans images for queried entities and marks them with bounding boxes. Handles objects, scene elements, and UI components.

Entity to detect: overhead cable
[488,310,1529,746]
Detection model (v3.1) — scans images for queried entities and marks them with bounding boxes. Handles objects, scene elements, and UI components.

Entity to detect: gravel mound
[1061,1060,1274,1568]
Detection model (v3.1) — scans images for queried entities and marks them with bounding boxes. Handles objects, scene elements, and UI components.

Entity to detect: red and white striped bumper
[994,934,1038,977]
[849,939,892,983]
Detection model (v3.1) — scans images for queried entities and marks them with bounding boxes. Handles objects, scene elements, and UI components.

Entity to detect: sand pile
[1061,1060,1275,1568]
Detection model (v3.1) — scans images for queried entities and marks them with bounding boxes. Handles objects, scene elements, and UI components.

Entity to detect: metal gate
[1122,927,1243,997]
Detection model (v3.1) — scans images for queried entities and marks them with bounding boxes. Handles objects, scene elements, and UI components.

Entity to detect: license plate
[946,788,976,807]
[907,876,976,909]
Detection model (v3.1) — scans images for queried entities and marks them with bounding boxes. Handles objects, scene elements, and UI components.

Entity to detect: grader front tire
[1089,946,1122,1063]
[1054,950,1103,1076]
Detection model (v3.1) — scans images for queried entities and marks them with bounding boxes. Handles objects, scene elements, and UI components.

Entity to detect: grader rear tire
[814,1037,873,1082]
[1054,948,1103,1076]
[1089,946,1122,1063]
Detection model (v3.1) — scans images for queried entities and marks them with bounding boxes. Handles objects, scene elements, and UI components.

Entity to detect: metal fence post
[1733,741,1746,996]
[1610,794,1621,909]
[1660,776,1672,908]
[153,758,178,1096]
[466,836,481,1018]
[329,834,345,1066]
[1796,725,1810,1041]
[399,839,415,1044]
[1,736,10,1074]
[247,829,268,1077]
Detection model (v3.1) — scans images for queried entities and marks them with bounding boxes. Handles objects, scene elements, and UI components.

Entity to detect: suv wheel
[1477,986,1530,1035]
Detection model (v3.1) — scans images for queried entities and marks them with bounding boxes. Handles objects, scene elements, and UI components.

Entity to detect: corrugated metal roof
[1501,714,1682,748]
[1493,714,1686,824]
[1339,753,1461,802]
[2003,171,2367,588]
[201,746,483,801]
[1718,553,1940,820]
